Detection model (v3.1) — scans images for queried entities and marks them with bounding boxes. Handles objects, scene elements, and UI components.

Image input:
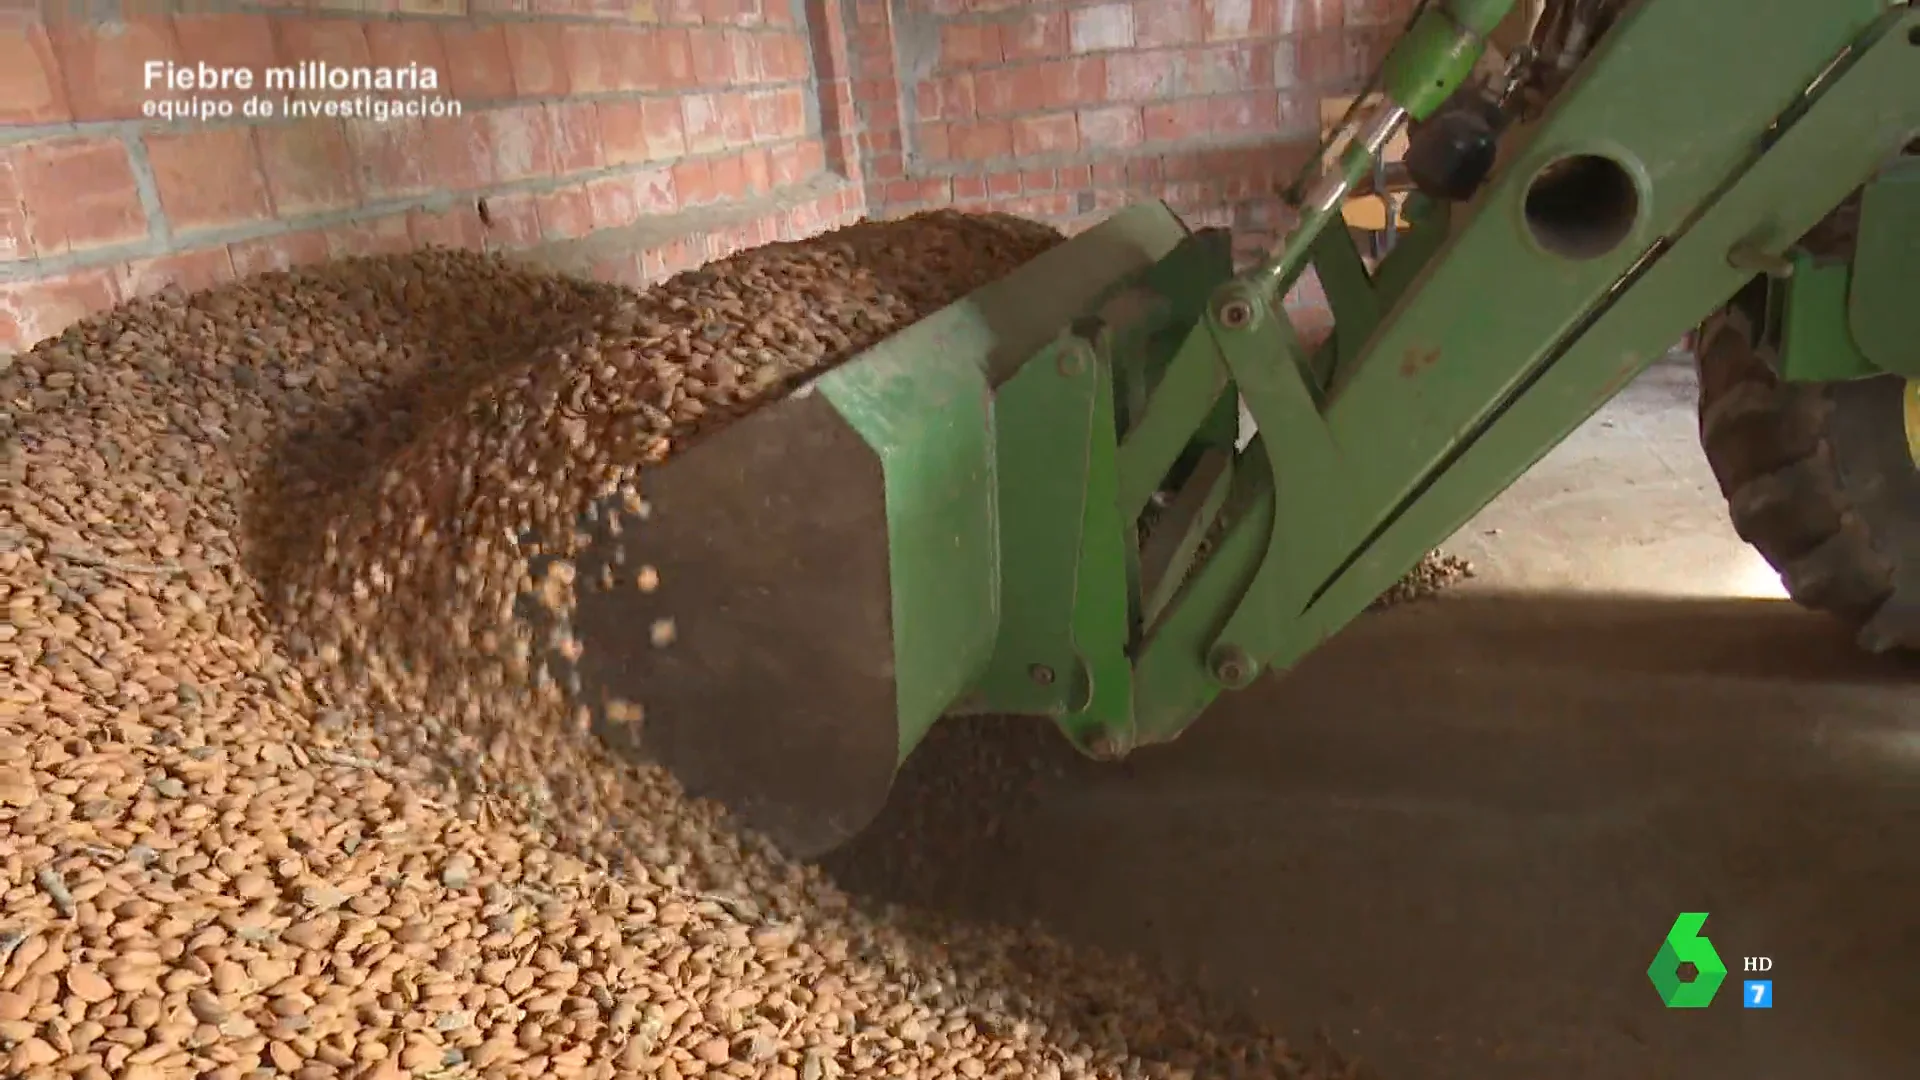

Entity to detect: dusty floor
[824,355,1920,1080]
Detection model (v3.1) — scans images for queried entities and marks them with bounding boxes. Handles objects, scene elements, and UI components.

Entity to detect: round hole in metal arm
[1523,152,1641,260]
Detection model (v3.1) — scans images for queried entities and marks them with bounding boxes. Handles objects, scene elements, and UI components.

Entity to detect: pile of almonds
[1,212,1380,1080]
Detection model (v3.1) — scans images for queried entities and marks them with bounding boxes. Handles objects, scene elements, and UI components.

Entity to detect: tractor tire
[1694,286,1920,654]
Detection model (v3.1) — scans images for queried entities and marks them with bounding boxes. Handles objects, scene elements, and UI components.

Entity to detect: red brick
[406,206,488,251]
[658,29,698,88]
[914,125,949,162]
[1011,113,1078,157]
[51,17,180,121]
[1107,51,1179,100]
[1142,99,1210,141]
[1056,163,1093,189]
[1345,0,1401,28]
[747,90,785,141]
[1208,91,1279,134]
[1135,0,1204,47]
[915,75,976,122]
[741,147,772,193]
[971,69,1013,116]
[1,21,71,123]
[672,159,717,206]
[116,247,237,301]
[602,29,657,93]
[711,153,749,199]
[477,192,541,248]
[953,175,988,200]
[768,144,808,185]
[985,170,1021,197]
[1078,105,1144,148]
[228,230,330,278]
[1299,0,1345,33]
[854,77,895,120]
[274,18,372,69]
[1205,0,1272,41]
[0,270,119,353]
[1090,160,1127,187]
[941,23,1002,69]
[768,34,811,81]
[979,59,1105,115]
[423,113,495,191]
[950,121,1013,161]
[559,25,613,94]
[596,100,651,165]
[865,96,902,136]
[1127,156,1165,185]
[255,120,359,217]
[718,92,757,148]
[641,99,688,159]
[796,140,826,174]
[344,116,436,200]
[327,216,415,259]
[668,157,714,205]
[668,0,709,22]
[884,178,950,206]
[586,177,639,230]
[483,106,558,182]
[1002,11,1066,60]
[168,13,279,111]
[587,170,677,226]
[1020,170,1055,192]
[852,24,891,62]
[539,102,597,175]
[681,94,726,154]
[1184,42,1269,94]
[441,24,518,101]
[712,0,767,27]
[365,19,448,85]
[1298,30,1375,87]
[1277,89,1315,133]
[0,154,29,262]
[12,138,147,256]
[534,186,595,241]
[1070,3,1134,52]
[866,148,905,176]
[726,30,765,82]
[689,26,734,83]
[505,23,570,96]
[861,127,902,156]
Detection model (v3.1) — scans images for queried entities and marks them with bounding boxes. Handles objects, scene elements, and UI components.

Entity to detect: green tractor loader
[563,0,1920,857]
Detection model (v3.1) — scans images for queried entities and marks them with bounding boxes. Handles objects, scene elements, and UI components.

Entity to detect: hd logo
[1648,913,1774,1008]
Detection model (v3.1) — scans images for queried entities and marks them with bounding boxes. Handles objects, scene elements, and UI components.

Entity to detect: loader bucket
[555,204,1193,858]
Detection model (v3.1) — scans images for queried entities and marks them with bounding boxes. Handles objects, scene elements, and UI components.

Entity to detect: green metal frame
[1849,156,1920,379]
[1769,156,1920,384]
[966,0,1920,751]
[607,1,1920,844]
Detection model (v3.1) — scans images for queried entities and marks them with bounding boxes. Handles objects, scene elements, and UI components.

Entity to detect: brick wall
[845,0,1413,269]
[2,0,1409,355]
[0,0,865,353]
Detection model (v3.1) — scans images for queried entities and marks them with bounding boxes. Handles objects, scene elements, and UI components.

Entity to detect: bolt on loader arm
[554,0,1920,858]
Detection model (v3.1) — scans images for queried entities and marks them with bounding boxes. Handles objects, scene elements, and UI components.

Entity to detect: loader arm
[553,0,1920,857]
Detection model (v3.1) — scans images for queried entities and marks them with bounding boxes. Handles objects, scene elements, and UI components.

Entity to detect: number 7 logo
[1648,912,1728,1007]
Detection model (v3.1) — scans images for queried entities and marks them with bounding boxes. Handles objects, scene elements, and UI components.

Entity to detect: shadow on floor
[821,591,1920,1080]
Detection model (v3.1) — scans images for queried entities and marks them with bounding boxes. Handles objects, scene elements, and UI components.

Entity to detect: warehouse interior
[5,2,1918,1080]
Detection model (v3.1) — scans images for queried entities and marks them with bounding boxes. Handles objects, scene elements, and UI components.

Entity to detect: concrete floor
[827,356,1920,1079]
